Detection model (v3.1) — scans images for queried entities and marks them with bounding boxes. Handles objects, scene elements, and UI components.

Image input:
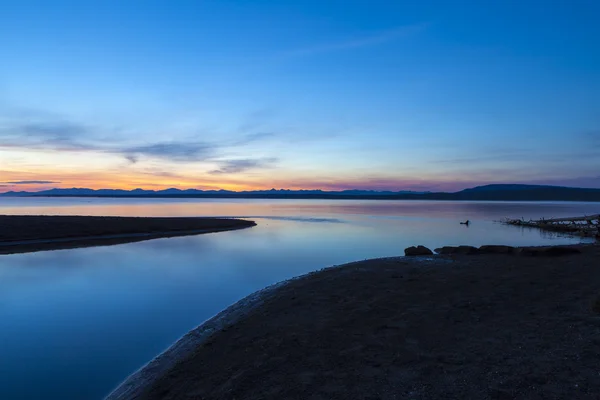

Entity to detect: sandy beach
[108,244,600,400]
[0,215,255,255]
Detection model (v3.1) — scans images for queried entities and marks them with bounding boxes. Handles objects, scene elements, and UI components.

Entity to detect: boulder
[435,246,479,255]
[478,245,515,254]
[435,246,454,255]
[404,245,434,256]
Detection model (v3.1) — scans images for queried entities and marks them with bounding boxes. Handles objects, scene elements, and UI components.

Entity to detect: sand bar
[0,215,255,255]
[108,244,600,399]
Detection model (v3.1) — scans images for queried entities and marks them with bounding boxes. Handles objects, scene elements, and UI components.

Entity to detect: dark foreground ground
[0,215,255,255]
[126,245,600,400]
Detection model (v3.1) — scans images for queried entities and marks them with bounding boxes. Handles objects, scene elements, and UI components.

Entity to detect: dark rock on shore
[404,245,433,256]
[435,246,479,255]
[430,244,586,258]
[479,245,515,254]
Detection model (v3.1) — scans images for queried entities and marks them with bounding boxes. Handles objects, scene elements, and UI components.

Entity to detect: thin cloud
[1,113,281,164]
[0,120,96,151]
[125,154,139,164]
[284,23,428,57]
[140,169,182,178]
[18,121,86,139]
[4,180,61,184]
[120,142,215,162]
[0,134,215,163]
[210,158,278,174]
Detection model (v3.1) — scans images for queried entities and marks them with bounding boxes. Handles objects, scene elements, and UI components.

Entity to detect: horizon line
[2,183,600,196]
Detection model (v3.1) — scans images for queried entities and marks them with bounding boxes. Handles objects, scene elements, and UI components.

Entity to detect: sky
[1,0,599,193]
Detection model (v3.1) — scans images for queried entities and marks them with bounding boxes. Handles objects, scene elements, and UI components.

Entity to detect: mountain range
[2,184,600,201]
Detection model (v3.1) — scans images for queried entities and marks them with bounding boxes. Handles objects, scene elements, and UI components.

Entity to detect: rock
[516,246,582,257]
[435,246,454,254]
[435,246,478,255]
[456,245,479,255]
[478,245,515,254]
[404,245,434,256]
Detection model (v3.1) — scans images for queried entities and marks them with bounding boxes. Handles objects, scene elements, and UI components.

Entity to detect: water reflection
[1,197,598,221]
[0,198,597,399]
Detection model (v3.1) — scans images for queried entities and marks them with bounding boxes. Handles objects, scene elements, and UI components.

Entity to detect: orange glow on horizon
[1,158,520,193]
[1,168,486,194]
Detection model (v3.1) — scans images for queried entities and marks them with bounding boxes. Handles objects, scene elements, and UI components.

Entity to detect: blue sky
[1,0,599,192]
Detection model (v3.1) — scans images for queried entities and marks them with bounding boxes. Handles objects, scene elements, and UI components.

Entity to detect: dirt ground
[137,245,600,400]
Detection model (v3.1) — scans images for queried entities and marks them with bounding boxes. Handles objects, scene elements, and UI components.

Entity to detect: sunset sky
[1,0,599,193]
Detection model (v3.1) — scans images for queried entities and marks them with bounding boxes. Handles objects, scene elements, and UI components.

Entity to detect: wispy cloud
[284,23,428,57]
[124,154,139,164]
[210,158,278,174]
[140,171,178,179]
[0,119,95,151]
[4,180,60,184]
[1,112,281,164]
[18,121,86,140]
[121,141,215,162]
[123,132,276,162]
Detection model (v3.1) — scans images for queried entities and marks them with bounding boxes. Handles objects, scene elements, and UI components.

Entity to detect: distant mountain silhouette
[452,184,600,201]
[2,184,600,201]
[460,184,551,192]
[0,187,424,197]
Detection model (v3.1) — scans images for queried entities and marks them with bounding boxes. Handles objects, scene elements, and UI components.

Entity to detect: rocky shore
[107,243,600,400]
[404,243,584,256]
[0,215,256,255]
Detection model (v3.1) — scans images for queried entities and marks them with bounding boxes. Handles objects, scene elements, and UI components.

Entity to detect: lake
[0,198,597,400]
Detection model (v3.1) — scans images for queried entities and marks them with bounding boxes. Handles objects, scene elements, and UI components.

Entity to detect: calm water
[0,198,598,400]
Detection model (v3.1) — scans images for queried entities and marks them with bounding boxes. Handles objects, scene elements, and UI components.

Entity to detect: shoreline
[503,214,600,238]
[105,256,412,400]
[0,215,255,255]
[104,263,307,400]
[106,243,600,399]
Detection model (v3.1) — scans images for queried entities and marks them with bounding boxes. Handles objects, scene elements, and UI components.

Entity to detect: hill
[1,184,600,201]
